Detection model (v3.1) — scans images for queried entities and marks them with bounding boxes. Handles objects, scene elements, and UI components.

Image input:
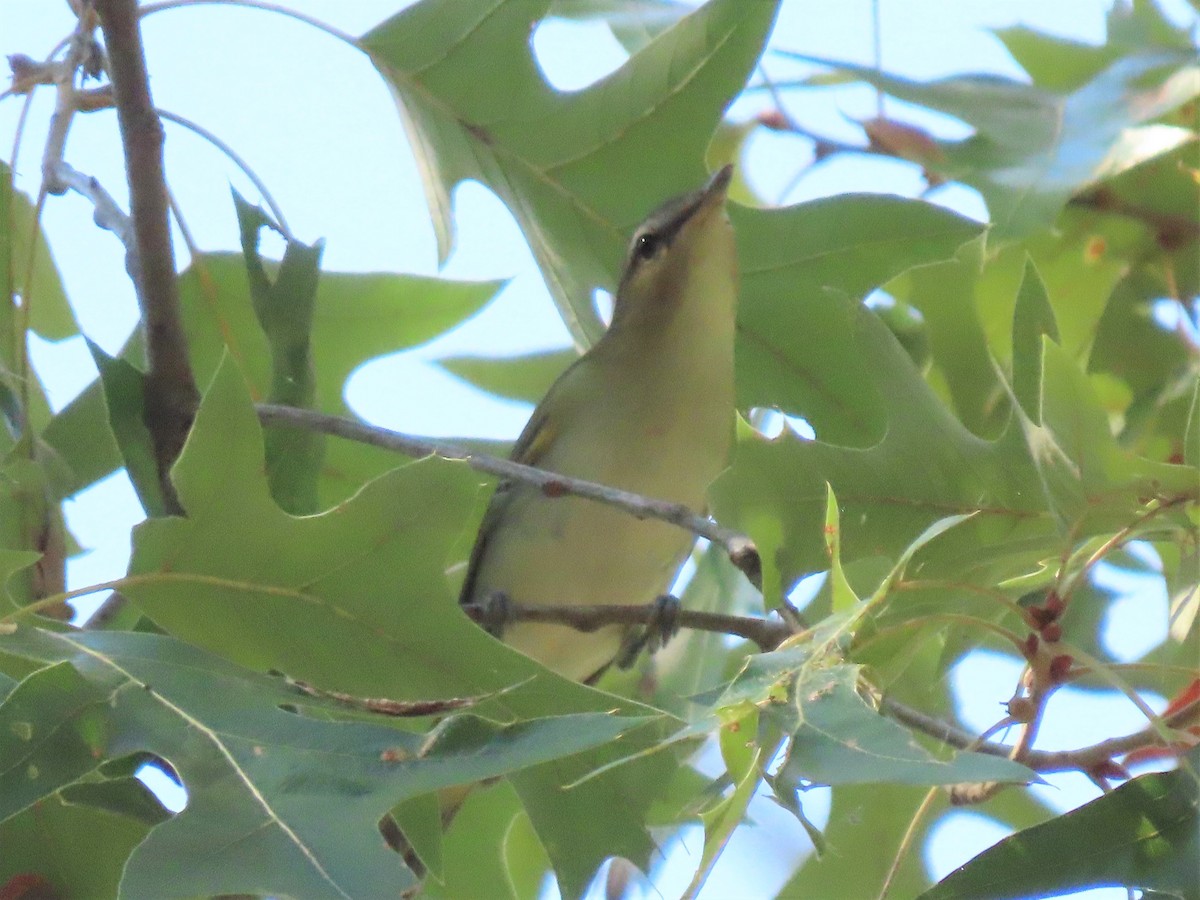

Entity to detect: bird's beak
[701,164,734,205]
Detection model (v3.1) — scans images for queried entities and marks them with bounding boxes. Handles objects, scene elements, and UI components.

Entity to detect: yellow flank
[461,166,739,681]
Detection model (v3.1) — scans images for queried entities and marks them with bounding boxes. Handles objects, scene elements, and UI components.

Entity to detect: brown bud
[1041,622,1063,643]
[1048,654,1073,683]
[1030,605,1057,628]
[1021,633,1039,659]
[1007,696,1036,722]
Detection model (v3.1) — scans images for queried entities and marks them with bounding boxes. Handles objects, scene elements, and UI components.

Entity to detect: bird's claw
[616,594,681,669]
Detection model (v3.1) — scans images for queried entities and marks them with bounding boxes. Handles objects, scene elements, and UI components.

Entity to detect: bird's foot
[615,594,681,669]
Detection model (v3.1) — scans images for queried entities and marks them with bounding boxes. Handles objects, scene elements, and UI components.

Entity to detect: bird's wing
[458,362,576,606]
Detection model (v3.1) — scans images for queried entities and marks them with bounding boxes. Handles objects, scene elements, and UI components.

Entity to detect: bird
[459,165,739,681]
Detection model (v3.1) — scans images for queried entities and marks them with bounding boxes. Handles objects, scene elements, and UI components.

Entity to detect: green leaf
[785,49,1199,238]
[0,661,106,823]
[734,196,984,446]
[686,741,764,897]
[823,484,859,613]
[993,26,1119,91]
[423,781,525,899]
[438,348,576,405]
[38,380,122,498]
[361,0,779,344]
[0,627,643,900]
[922,746,1200,900]
[234,193,326,514]
[0,163,79,345]
[177,252,502,505]
[769,666,1034,788]
[887,240,1008,439]
[501,807,552,900]
[60,775,171,826]
[127,354,496,696]
[0,794,150,900]
[549,0,688,53]
[87,340,166,517]
[781,782,1059,899]
[1186,378,1200,468]
[714,299,1048,597]
[1010,258,1059,423]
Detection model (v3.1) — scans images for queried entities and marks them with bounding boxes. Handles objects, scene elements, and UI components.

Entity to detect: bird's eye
[633,232,659,261]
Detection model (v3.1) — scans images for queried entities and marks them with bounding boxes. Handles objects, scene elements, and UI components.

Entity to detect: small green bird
[460,165,738,681]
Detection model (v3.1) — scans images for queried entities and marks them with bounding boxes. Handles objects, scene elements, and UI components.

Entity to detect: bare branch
[879,693,1200,776]
[47,160,133,246]
[255,403,763,590]
[94,0,199,514]
[461,600,791,652]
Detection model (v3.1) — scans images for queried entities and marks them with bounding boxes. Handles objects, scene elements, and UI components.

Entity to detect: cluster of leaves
[0,0,1197,898]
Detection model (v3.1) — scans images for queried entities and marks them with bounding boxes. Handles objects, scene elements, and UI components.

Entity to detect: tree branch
[47,160,133,247]
[879,693,1200,776]
[461,600,791,652]
[255,403,763,589]
[94,0,199,514]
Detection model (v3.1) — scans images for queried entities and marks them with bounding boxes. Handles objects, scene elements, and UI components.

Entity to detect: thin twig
[255,403,763,589]
[138,0,357,47]
[461,601,791,652]
[95,0,200,514]
[47,160,133,245]
[878,694,1200,774]
[1070,187,1200,250]
[156,107,293,238]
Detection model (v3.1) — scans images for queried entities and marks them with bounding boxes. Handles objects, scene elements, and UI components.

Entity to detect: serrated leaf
[361,0,779,344]
[734,196,984,446]
[714,300,1049,598]
[922,746,1200,900]
[0,627,642,900]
